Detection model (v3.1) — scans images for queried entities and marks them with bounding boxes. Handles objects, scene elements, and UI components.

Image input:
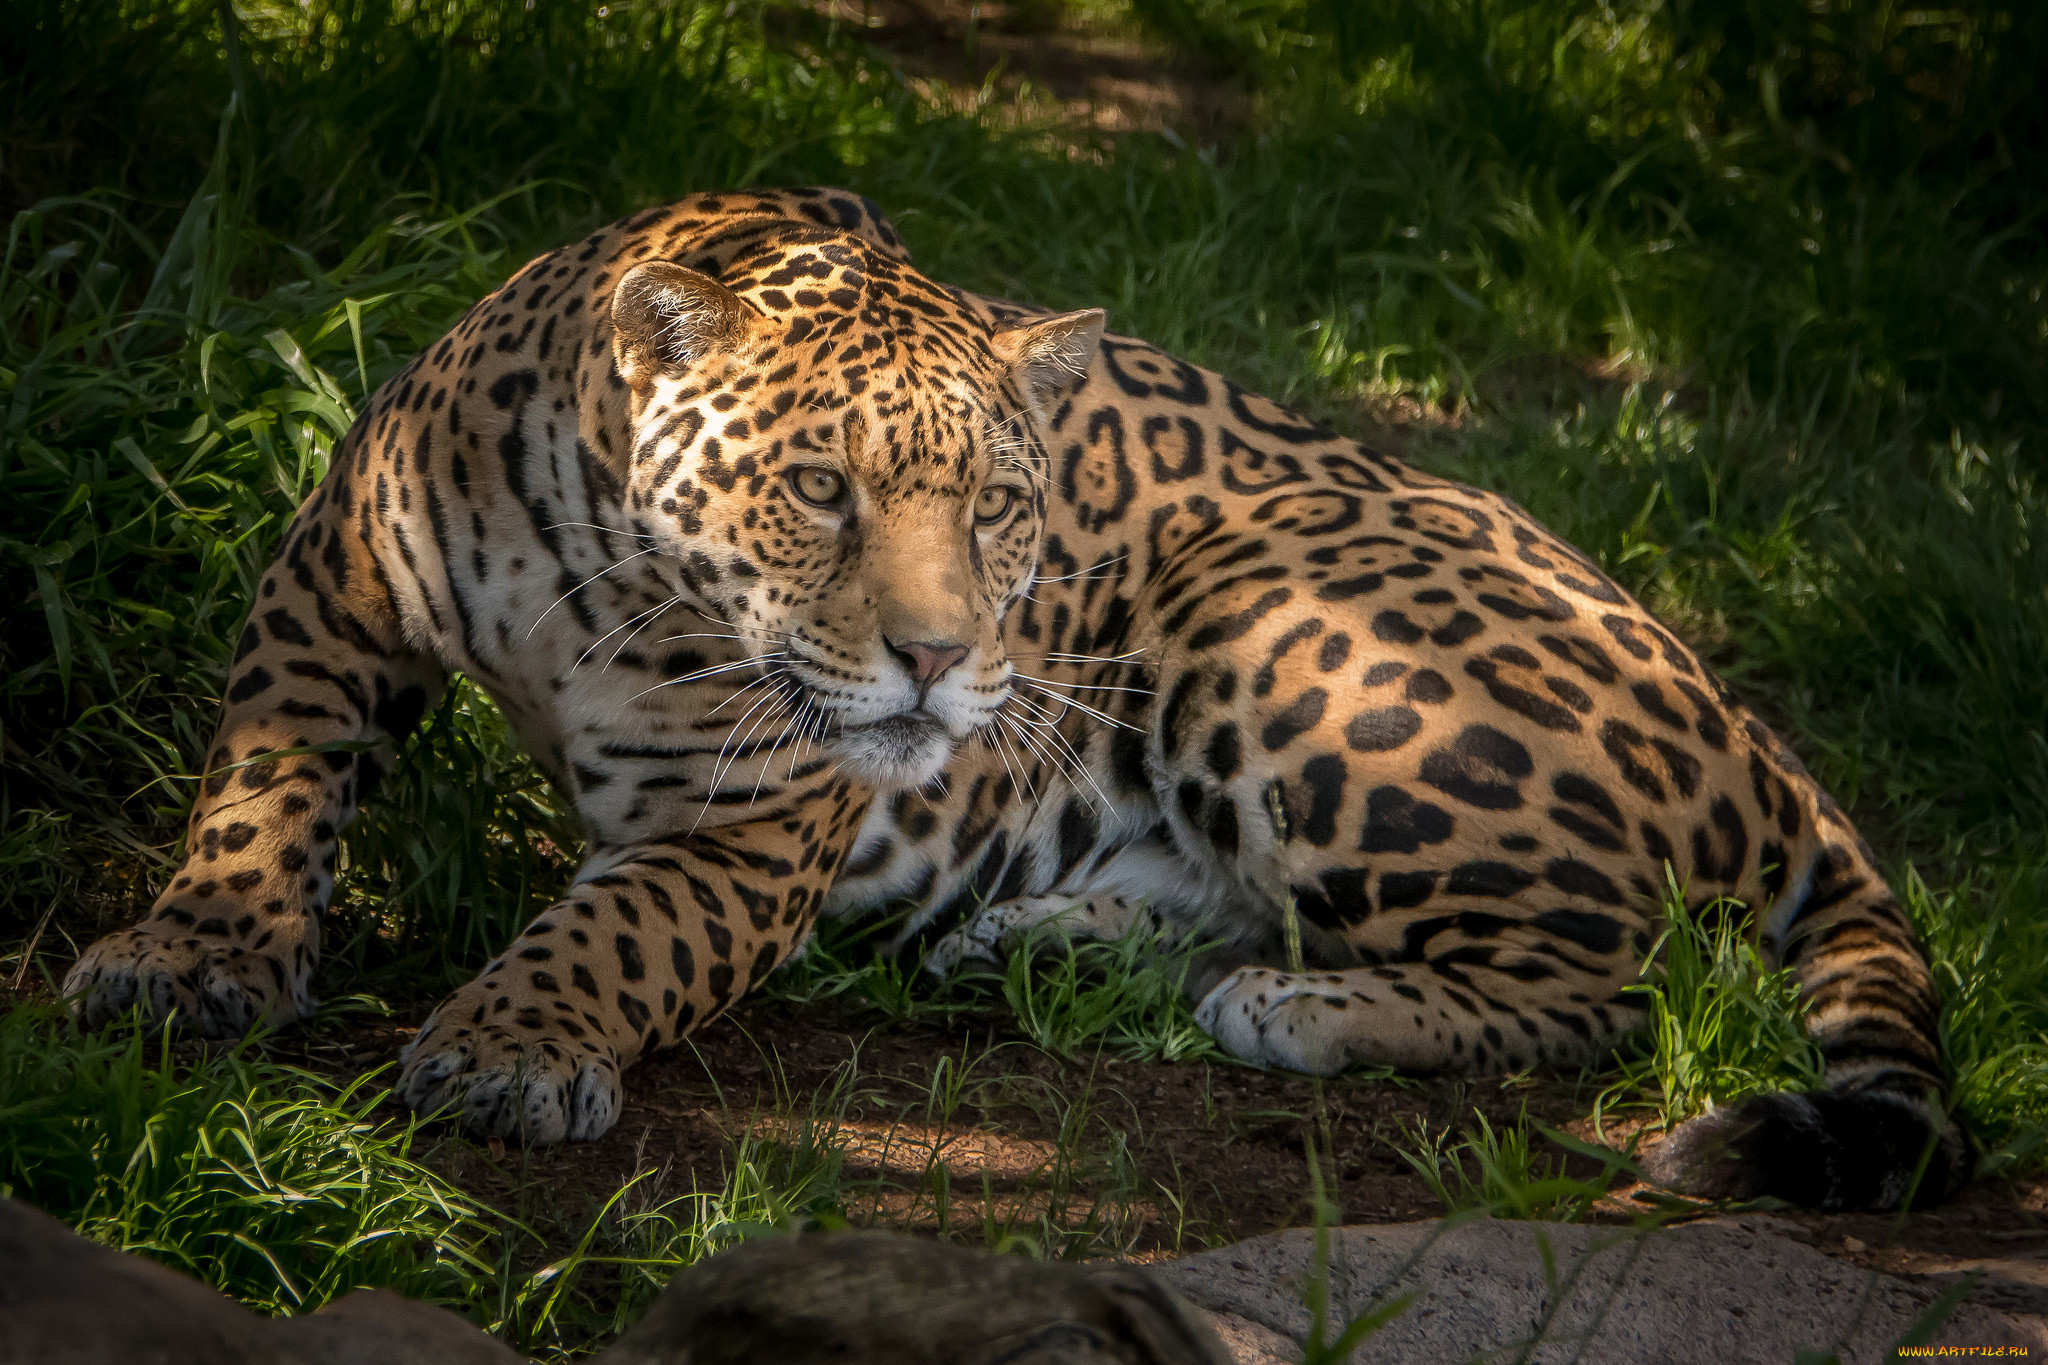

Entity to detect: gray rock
[1154,1217,2048,1364]
[0,1195,272,1365]
[13,1192,2044,1365]
[270,1288,530,1365]
[0,1197,523,1365]
[0,1198,1229,1365]
[593,1229,1234,1365]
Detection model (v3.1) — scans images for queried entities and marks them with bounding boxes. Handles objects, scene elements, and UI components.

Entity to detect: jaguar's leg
[922,893,1143,975]
[922,834,1228,975]
[1192,928,1647,1076]
[394,780,870,1143]
[64,505,443,1036]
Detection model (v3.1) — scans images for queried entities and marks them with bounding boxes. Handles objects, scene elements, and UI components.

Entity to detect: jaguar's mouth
[830,710,957,789]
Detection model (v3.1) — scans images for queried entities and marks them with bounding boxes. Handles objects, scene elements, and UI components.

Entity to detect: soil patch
[784,0,1247,142]
[282,992,2046,1312]
[323,995,1573,1256]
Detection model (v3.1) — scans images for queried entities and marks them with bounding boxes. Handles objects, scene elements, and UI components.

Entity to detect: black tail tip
[1640,1089,1974,1212]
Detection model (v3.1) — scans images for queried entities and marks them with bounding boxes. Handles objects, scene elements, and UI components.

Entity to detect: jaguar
[64,187,1968,1211]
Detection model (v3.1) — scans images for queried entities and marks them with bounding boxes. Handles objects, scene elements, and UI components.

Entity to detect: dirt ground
[783,0,1248,140]
[277,989,2048,1325]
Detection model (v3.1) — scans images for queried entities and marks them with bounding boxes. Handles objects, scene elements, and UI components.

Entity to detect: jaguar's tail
[1642,1087,1973,1211]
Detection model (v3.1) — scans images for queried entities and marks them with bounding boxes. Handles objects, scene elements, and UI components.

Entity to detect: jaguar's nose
[885,638,970,691]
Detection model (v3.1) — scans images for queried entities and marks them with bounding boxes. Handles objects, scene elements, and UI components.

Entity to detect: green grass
[1583,854,2048,1164]
[0,1003,497,1316]
[1393,1111,1635,1224]
[486,1052,871,1356]
[769,905,1225,1063]
[994,923,1225,1064]
[4,0,2047,1348]
[1603,876,1827,1129]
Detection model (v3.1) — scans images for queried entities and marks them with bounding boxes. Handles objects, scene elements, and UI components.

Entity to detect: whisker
[1005,709,1107,812]
[690,628,776,648]
[1003,706,1113,812]
[795,707,833,781]
[605,601,688,671]
[701,663,789,716]
[1011,683,1130,736]
[689,606,791,647]
[574,595,682,671]
[783,696,817,781]
[646,630,780,648]
[1013,679,1145,731]
[1032,554,1127,585]
[1010,670,1157,698]
[1042,728,1116,814]
[626,653,781,703]
[697,691,778,818]
[727,685,797,791]
[543,520,657,540]
[1004,690,1066,725]
[692,680,795,828]
[753,690,812,803]
[1008,647,1151,665]
[998,712,1059,796]
[986,714,1039,808]
[525,546,662,639]
[1004,721,1046,808]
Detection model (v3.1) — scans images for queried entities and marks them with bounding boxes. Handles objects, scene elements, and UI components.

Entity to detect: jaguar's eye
[974,484,1017,524]
[790,467,846,507]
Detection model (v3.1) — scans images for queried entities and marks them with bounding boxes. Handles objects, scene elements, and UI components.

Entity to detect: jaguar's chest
[363,383,800,838]
[496,605,819,841]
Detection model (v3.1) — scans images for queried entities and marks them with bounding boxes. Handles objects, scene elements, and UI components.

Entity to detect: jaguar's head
[609,233,1104,790]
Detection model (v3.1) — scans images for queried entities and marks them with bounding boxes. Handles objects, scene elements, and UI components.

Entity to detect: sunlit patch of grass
[1602,875,1826,1132]
[491,1059,865,1358]
[947,1058,1177,1259]
[0,1003,495,1316]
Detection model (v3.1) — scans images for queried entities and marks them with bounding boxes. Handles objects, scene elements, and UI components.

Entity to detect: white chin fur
[830,716,958,790]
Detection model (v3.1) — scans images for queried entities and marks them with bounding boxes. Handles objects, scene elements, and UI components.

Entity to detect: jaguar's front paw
[62,922,312,1037]
[395,983,622,1144]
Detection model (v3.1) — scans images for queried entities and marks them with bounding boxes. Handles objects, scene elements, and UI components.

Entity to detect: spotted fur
[65,189,1966,1207]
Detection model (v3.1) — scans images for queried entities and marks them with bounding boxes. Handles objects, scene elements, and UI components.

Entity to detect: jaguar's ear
[611,262,758,392]
[990,308,1106,414]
